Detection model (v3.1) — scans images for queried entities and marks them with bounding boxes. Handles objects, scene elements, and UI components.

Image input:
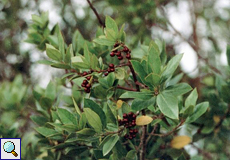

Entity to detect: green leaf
[58,29,65,56]
[148,46,161,74]
[84,108,102,133]
[115,68,125,80]
[120,91,154,100]
[71,56,90,69]
[221,84,230,103]
[72,97,81,115]
[57,108,77,125]
[106,105,117,125]
[84,98,106,129]
[76,128,96,137]
[35,127,59,137]
[185,88,198,109]
[126,150,137,160]
[167,73,184,86]
[93,37,115,46]
[227,45,230,66]
[98,72,115,88]
[164,83,192,96]
[51,63,71,69]
[145,73,161,87]
[46,44,62,61]
[79,113,87,130]
[45,81,56,100]
[103,135,119,156]
[157,92,178,119]
[65,44,73,63]
[30,115,48,126]
[40,97,52,109]
[105,16,119,41]
[186,102,209,123]
[161,54,183,81]
[130,60,148,84]
[131,97,156,112]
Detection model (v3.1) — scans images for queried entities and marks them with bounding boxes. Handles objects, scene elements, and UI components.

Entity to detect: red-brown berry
[124,134,129,139]
[82,71,88,76]
[128,112,134,117]
[83,80,88,84]
[84,88,90,93]
[132,114,136,119]
[110,68,115,72]
[123,46,129,53]
[108,68,111,73]
[126,53,131,59]
[86,76,91,80]
[81,83,86,87]
[133,129,138,133]
[123,113,128,118]
[104,72,108,76]
[116,51,121,56]
[132,134,136,138]
[118,56,123,60]
[109,64,114,68]
[86,84,91,88]
[110,52,115,57]
[114,42,120,48]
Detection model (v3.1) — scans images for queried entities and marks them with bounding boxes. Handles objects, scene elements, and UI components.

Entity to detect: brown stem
[151,119,185,137]
[86,0,105,27]
[116,85,137,91]
[128,61,140,92]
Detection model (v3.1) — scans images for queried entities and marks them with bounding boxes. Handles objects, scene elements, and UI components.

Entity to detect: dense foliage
[1,0,230,160]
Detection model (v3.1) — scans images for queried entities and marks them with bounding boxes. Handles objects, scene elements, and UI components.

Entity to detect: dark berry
[132,134,136,138]
[133,129,138,133]
[118,56,123,60]
[123,118,128,123]
[84,88,90,93]
[86,76,91,80]
[86,84,91,88]
[132,114,136,119]
[128,112,134,117]
[108,68,111,73]
[131,122,136,126]
[118,119,123,125]
[114,43,120,48]
[110,68,115,72]
[128,136,133,140]
[116,51,121,56]
[110,52,115,57]
[124,134,129,139]
[123,46,129,53]
[109,64,114,68]
[126,53,131,59]
[81,83,86,87]
[123,113,128,118]
[104,72,108,76]
[83,80,88,84]
[129,129,134,134]
[82,71,88,76]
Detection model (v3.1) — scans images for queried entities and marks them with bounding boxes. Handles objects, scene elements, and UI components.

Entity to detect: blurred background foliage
[0,0,230,159]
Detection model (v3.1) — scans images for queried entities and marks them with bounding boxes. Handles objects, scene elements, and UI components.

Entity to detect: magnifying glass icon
[3,141,18,157]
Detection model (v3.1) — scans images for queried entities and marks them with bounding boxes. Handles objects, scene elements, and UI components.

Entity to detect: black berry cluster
[104,63,115,76]
[118,112,138,140]
[110,42,131,60]
[81,71,92,93]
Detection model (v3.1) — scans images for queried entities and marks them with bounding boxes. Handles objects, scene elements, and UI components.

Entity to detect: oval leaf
[171,136,191,149]
[84,108,102,133]
[136,116,153,126]
[103,135,119,156]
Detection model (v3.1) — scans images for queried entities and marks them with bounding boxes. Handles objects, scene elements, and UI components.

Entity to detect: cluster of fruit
[104,63,115,76]
[110,43,131,60]
[118,112,138,140]
[81,71,92,93]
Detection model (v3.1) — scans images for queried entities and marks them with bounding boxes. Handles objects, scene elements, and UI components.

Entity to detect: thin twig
[86,0,105,27]
[116,85,137,91]
[151,119,185,137]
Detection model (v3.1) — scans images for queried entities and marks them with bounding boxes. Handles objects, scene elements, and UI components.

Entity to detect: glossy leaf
[84,108,102,133]
[157,92,178,119]
[57,108,77,125]
[46,44,62,61]
[186,102,209,123]
[164,83,192,96]
[185,88,198,109]
[120,91,153,100]
[103,135,119,156]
